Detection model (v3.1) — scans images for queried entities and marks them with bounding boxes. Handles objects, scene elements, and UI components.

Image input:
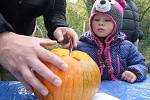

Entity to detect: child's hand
[121,71,137,83]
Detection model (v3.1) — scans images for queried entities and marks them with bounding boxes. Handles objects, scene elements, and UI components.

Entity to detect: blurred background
[35,0,150,72]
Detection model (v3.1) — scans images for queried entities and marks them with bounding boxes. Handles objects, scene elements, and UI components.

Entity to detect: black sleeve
[136,4,144,40]
[43,0,67,39]
[137,16,144,40]
[0,13,14,33]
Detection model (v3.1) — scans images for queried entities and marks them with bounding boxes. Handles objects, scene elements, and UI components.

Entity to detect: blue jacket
[75,31,148,82]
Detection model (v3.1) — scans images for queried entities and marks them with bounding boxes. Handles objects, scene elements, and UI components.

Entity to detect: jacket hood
[80,31,126,46]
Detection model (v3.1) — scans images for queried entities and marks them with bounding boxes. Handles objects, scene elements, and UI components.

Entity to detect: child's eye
[105,19,111,22]
[94,19,100,21]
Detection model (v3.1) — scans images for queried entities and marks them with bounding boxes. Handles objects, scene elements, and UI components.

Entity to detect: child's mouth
[98,28,104,32]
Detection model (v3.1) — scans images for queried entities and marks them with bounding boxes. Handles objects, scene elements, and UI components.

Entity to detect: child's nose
[99,21,104,26]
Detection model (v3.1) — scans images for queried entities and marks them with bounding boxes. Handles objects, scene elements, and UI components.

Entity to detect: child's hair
[90,0,126,35]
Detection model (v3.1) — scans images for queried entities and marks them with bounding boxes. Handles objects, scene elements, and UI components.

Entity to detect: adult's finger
[20,65,48,96]
[53,29,64,42]
[39,39,57,46]
[27,58,62,87]
[35,46,68,71]
[11,71,33,92]
[66,28,78,47]
[61,42,70,49]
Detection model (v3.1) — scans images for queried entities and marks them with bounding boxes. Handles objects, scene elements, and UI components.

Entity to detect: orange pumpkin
[34,48,101,100]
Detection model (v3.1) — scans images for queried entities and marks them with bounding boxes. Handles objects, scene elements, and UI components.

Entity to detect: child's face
[92,14,114,37]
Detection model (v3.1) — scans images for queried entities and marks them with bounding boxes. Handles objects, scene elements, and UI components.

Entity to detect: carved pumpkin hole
[72,57,80,61]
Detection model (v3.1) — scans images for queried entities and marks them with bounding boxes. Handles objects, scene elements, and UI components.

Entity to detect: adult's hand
[53,27,78,48]
[0,32,68,96]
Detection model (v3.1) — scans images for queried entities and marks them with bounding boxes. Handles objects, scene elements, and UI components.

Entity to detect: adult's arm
[0,32,68,96]
[0,13,14,33]
[0,12,68,96]
[43,0,67,39]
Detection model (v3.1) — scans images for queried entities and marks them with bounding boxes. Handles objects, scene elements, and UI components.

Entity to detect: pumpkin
[34,48,101,100]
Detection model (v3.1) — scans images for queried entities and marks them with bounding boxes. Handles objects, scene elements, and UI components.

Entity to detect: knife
[69,39,73,56]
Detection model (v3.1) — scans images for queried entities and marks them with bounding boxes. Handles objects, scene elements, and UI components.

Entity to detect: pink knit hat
[90,0,126,35]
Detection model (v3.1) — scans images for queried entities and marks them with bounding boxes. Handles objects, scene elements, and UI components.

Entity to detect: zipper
[52,0,55,8]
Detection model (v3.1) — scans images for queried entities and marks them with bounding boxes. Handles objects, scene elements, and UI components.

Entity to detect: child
[75,0,148,83]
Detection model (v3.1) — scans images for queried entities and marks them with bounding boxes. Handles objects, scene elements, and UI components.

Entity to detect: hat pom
[115,0,126,8]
